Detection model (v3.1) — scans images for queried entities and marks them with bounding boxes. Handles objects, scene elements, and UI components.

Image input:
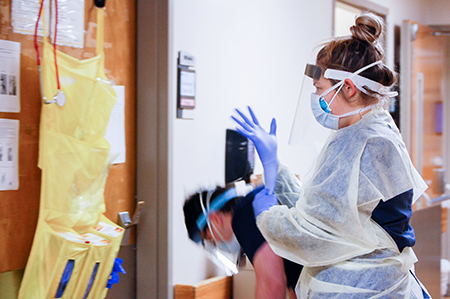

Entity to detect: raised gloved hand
[232,106,278,193]
[252,187,278,218]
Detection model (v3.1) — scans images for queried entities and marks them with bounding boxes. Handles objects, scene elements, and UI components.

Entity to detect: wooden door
[401,21,449,205]
[401,20,450,299]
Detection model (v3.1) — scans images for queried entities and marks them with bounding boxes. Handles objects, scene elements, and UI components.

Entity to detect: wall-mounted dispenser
[225,129,255,184]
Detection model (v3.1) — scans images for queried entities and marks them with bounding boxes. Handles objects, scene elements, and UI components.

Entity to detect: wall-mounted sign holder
[177,51,196,119]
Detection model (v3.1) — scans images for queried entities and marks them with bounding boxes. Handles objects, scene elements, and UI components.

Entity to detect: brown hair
[317,13,396,103]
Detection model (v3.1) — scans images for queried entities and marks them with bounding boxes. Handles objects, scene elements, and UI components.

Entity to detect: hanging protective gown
[257,108,428,298]
[19,8,124,299]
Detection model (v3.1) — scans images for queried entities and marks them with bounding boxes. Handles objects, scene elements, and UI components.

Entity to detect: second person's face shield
[195,189,243,276]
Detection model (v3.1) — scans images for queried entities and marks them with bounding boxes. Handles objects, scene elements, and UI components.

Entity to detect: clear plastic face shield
[195,188,243,276]
[289,63,333,146]
[289,60,397,145]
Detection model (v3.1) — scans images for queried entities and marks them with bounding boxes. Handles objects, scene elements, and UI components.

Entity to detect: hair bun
[350,13,383,44]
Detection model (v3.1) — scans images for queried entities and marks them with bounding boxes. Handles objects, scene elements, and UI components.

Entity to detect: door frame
[400,20,415,152]
[136,0,171,298]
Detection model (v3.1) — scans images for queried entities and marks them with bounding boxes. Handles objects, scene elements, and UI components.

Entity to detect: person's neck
[338,108,371,128]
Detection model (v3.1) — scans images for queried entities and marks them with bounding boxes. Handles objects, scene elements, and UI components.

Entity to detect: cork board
[0,0,136,273]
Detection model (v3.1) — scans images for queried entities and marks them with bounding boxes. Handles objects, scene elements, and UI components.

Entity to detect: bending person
[233,13,431,299]
[183,184,303,299]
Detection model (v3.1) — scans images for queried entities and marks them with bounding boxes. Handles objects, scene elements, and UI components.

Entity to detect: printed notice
[12,0,50,36]
[0,119,19,191]
[94,222,124,238]
[12,0,84,48]
[0,40,21,113]
[105,86,126,164]
[50,0,85,48]
[180,70,195,97]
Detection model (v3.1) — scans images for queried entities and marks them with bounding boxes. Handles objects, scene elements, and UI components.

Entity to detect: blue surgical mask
[215,234,241,255]
[311,92,337,129]
[311,93,359,130]
[310,91,378,130]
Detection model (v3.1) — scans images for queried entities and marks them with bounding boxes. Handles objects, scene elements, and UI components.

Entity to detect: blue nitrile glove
[253,187,278,218]
[107,258,127,289]
[232,106,278,194]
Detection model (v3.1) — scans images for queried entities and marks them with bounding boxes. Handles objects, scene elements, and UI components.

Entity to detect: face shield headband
[196,188,238,234]
[306,60,398,103]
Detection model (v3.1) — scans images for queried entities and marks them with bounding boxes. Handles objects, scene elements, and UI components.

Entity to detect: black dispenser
[225,129,255,184]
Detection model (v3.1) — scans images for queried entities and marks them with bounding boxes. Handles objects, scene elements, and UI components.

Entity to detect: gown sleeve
[256,142,394,266]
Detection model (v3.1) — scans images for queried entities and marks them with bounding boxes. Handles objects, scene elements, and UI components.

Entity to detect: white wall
[426,0,450,26]
[372,0,427,68]
[169,0,449,287]
[170,0,334,285]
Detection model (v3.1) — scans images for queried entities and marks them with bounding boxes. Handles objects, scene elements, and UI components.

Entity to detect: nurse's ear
[343,79,358,99]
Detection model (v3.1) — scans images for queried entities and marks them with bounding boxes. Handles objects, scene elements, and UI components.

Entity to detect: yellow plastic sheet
[19,8,124,299]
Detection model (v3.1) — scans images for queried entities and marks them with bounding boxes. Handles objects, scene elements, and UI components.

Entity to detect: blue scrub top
[371,189,415,252]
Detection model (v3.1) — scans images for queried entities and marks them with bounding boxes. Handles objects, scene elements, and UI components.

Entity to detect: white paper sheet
[50,0,85,48]
[0,119,19,191]
[12,0,84,48]
[105,86,126,164]
[0,40,21,113]
[12,0,50,36]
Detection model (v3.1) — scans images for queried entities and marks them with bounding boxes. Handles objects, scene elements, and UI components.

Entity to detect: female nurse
[233,12,431,299]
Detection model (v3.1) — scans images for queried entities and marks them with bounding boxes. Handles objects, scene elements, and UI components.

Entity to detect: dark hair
[183,186,241,243]
[317,13,396,104]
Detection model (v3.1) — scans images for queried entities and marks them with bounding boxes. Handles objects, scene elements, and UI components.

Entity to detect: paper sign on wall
[0,119,19,191]
[50,0,85,48]
[0,39,21,113]
[12,0,50,36]
[12,0,85,48]
[105,86,126,164]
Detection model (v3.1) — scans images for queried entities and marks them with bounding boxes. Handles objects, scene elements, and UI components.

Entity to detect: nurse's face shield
[289,63,334,146]
[194,188,243,276]
[289,61,398,145]
[305,64,322,81]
